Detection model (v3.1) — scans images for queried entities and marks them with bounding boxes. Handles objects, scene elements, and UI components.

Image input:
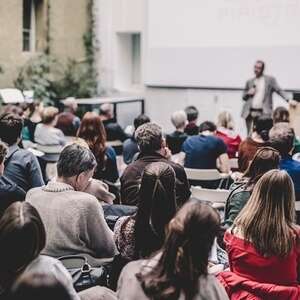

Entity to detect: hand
[289,99,298,108]
[247,87,256,96]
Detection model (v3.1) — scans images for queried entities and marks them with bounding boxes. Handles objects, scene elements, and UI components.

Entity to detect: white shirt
[251,76,265,109]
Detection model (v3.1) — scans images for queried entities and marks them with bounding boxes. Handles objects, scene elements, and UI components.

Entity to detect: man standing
[242,60,297,134]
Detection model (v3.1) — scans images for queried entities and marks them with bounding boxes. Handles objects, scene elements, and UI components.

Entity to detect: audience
[0,202,79,300]
[219,170,300,299]
[223,147,280,228]
[56,98,81,137]
[269,122,300,201]
[120,122,190,206]
[184,105,199,135]
[0,113,44,192]
[34,107,66,146]
[26,144,117,259]
[216,111,241,158]
[117,200,228,300]
[99,103,128,142]
[166,110,188,155]
[238,115,273,172]
[0,141,25,216]
[182,121,230,173]
[115,162,177,261]
[123,114,150,164]
[77,112,119,183]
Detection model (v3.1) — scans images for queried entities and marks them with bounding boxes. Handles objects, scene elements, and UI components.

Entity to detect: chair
[229,158,239,170]
[190,186,230,209]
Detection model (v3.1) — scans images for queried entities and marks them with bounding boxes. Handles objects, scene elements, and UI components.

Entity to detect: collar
[42,181,74,192]
[7,144,20,159]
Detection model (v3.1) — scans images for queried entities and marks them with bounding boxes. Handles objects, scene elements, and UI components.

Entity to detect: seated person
[0,113,44,192]
[115,162,177,261]
[0,141,26,216]
[181,121,230,173]
[117,201,228,300]
[219,170,300,300]
[34,107,66,146]
[238,115,273,172]
[216,111,241,158]
[99,103,128,142]
[166,110,188,155]
[26,144,117,259]
[120,123,190,206]
[0,202,79,300]
[56,97,81,137]
[184,105,199,136]
[269,122,300,201]
[123,114,150,164]
[77,112,119,183]
[223,147,280,228]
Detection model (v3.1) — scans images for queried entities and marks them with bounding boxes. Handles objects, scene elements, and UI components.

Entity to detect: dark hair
[269,123,295,156]
[135,123,162,154]
[256,60,265,72]
[184,106,198,122]
[57,144,97,178]
[253,115,273,141]
[0,202,46,280]
[137,201,220,299]
[273,106,290,124]
[10,272,72,300]
[134,114,151,131]
[243,147,280,188]
[0,113,24,146]
[0,141,8,164]
[134,162,177,259]
[199,121,217,133]
[77,112,107,169]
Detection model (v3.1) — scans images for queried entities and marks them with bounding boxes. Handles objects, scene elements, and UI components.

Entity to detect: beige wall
[0,0,89,88]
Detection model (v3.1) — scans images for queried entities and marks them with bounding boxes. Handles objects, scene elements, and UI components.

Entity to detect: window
[23,0,36,52]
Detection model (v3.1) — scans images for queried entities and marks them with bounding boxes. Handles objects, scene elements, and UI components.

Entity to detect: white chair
[229,158,239,170]
[191,186,230,209]
[295,201,300,212]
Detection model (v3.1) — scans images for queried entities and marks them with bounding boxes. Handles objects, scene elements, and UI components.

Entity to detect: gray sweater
[26,182,117,259]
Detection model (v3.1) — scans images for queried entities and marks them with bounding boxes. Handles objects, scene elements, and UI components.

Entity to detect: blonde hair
[217,111,234,130]
[41,107,59,124]
[234,169,296,256]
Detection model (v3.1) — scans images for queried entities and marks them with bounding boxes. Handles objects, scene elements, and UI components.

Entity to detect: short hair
[217,111,234,130]
[171,110,187,129]
[273,106,290,124]
[134,114,150,130]
[0,113,24,145]
[253,115,273,141]
[99,103,113,116]
[0,141,8,164]
[135,123,162,154]
[184,106,198,122]
[199,121,217,133]
[269,123,295,156]
[41,107,59,124]
[57,144,97,178]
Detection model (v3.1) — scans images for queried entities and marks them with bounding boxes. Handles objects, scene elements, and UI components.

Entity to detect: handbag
[58,255,109,292]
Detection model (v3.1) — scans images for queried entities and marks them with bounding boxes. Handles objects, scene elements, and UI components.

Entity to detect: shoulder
[105,146,117,157]
[26,186,43,198]
[198,275,229,299]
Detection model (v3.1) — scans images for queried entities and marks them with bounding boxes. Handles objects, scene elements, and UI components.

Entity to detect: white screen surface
[146,0,300,89]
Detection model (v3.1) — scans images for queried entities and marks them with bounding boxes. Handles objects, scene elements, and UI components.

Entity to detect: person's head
[63,97,78,114]
[56,144,97,191]
[0,113,23,146]
[134,162,177,258]
[24,101,43,120]
[41,107,59,125]
[235,169,296,257]
[243,147,280,188]
[269,122,295,157]
[199,121,217,135]
[0,141,8,176]
[77,112,107,166]
[1,105,24,118]
[10,272,72,300]
[217,111,234,130]
[99,103,114,120]
[184,106,198,123]
[171,110,187,131]
[252,115,273,141]
[254,60,265,77]
[135,123,163,155]
[133,114,151,131]
[137,201,220,299]
[0,202,46,280]
[273,106,290,124]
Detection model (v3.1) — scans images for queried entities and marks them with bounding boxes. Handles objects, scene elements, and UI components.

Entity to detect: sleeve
[216,138,227,157]
[223,192,246,228]
[173,164,191,206]
[116,125,129,142]
[242,80,251,101]
[272,77,289,101]
[104,147,119,183]
[27,153,45,188]
[57,130,67,146]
